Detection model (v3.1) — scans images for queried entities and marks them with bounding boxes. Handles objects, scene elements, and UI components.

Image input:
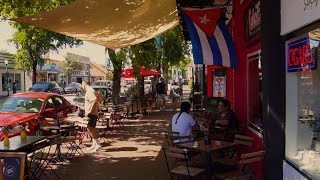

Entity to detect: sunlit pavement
[44,85,191,179]
[49,111,174,180]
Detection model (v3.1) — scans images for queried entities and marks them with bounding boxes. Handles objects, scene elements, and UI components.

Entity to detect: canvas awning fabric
[12,0,179,49]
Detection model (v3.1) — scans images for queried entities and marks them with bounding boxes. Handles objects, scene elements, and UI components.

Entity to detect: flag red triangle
[182,8,223,38]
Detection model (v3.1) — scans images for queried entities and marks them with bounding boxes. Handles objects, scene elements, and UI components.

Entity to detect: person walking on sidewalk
[81,80,102,153]
[170,82,181,111]
[156,77,167,110]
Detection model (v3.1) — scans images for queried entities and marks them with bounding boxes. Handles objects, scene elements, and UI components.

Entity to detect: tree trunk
[68,73,71,84]
[32,61,37,85]
[137,76,144,97]
[163,64,169,93]
[108,48,121,105]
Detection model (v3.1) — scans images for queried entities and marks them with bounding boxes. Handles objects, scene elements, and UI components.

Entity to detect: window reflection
[247,50,263,135]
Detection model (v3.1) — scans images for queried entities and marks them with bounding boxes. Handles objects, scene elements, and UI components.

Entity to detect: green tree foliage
[0,0,82,84]
[129,39,158,73]
[107,48,127,104]
[160,26,190,82]
[129,39,158,96]
[128,26,190,95]
[60,54,85,84]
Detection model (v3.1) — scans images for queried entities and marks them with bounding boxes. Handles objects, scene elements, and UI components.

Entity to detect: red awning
[121,66,160,78]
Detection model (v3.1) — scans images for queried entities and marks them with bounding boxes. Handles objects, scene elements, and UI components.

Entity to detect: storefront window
[15,74,21,90]
[2,73,22,91]
[2,73,8,91]
[285,30,320,179]
[37,72,47,82]
[247,50,263,136]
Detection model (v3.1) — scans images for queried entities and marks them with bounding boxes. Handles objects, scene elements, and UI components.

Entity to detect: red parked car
[0,92,77,140]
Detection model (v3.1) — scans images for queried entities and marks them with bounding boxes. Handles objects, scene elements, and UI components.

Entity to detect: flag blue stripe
[217,21,237,68]
[181,12,204,64]
[208,36,222,65]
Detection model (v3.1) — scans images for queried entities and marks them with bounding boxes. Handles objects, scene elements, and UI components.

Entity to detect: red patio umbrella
[121,66,161,78]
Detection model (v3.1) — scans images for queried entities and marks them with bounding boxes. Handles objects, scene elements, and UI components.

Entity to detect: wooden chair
[164,131,194,147]
[96,112,111,143]
[108,108,125,129]
[139,101,153,115]
[162,147,206,180]
[213,150,265,180]
[215,134,254,167]
[164,131,180,147]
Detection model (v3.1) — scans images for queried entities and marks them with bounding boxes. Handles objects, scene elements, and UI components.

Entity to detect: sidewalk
[52,110,175,180]
[46,85,192,179]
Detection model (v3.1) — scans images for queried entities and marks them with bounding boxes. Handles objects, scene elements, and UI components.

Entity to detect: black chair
[28,137,60,179]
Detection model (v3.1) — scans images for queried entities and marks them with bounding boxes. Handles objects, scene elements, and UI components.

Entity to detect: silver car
[64,82,82,94]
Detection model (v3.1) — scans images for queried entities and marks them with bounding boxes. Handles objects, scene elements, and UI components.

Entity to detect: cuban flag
[182,8,237,68]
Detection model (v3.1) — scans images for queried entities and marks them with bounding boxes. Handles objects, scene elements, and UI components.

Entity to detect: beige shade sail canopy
[13,0,179,49]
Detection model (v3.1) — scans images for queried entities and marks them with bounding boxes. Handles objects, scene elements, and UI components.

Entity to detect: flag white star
[199,15,210,24]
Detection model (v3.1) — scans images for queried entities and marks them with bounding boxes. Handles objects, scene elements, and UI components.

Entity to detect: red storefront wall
[206,0,264,178]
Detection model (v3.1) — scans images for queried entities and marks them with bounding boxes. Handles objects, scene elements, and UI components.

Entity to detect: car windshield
[67,83,78,87]
[92,82,106,86]
[32,83,49,89]
[0,97,44,113]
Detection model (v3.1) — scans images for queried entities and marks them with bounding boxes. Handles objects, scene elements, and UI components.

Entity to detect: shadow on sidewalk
[50,111,175,180]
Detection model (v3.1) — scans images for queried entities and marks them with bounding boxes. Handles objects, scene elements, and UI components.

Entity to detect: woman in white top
[172,102,198,142]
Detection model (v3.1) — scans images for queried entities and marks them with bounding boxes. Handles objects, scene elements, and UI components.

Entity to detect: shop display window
[285,29,320,179]
[2,73,22,91]
[247,50,263,136]
[15,74,21,90]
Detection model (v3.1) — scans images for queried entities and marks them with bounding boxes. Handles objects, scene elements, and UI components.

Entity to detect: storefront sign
[37,63,59,72]
[213,76,226,98]
[281,0,320,35]
[0,153,26,180]
[244,0,261,41]
[287,38,317,72]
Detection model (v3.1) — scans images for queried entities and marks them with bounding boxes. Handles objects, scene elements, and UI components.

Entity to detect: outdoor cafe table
[176,139,237,179]
[40,124,76,161]
[0,136,46,153]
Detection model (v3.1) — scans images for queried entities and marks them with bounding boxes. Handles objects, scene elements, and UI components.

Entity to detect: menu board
[0,153,26,180]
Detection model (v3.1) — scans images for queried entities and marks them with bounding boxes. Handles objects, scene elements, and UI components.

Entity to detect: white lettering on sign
[304,0,318,10]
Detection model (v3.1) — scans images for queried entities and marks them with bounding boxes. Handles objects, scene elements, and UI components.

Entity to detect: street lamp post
[4,60,9,96]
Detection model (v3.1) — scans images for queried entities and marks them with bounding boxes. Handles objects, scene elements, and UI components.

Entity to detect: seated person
[172,102,199,142]
[211,99,239,131]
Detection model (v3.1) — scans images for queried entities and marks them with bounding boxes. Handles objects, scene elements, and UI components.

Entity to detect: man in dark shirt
[156,78,166,110]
